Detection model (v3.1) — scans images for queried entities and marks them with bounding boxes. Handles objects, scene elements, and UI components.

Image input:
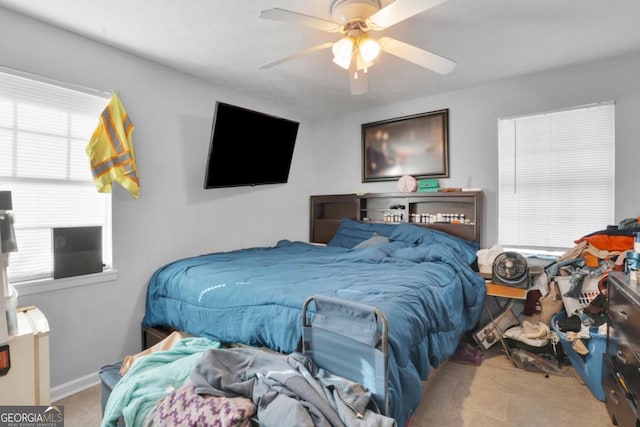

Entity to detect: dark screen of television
[204,102,299,188]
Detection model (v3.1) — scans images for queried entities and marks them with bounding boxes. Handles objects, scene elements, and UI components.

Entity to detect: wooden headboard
[310,191,483,246]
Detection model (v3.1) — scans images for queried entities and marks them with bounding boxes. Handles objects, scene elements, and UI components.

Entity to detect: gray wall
[0,8,317,393]
[1,6,639,394]
[310,53,640,245]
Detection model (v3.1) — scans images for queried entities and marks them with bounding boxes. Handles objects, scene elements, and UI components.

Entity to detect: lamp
[332,33,381,72]
[358,37,380,63]
[332,37,354,70]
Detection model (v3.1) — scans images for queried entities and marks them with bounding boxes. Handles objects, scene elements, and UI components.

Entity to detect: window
[0,68,111,283]
[498,102,615,252]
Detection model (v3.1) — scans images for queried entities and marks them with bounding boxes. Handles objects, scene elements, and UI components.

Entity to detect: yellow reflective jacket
[86,92,140,198]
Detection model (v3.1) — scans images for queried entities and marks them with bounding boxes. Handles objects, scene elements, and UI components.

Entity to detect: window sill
[12,269,119,296]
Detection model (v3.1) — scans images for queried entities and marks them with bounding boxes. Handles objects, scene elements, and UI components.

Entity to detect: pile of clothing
[500,216,640,374]
[101,333,396,427]
[547,218,639,320]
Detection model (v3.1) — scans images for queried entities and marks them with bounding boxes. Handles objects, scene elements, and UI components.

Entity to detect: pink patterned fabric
[152,381,256,427]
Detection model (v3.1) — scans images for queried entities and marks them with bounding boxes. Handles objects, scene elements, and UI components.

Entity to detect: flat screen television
[204,102,300,189]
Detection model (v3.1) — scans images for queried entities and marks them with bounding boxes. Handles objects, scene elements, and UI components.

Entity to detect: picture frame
[362,109,449,182]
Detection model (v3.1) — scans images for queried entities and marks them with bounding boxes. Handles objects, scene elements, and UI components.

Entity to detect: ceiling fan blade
[349,61,369,95]
[378,36,456,74]
[259,42,334,69]
[260,8,343,32]
[366,0,449,30]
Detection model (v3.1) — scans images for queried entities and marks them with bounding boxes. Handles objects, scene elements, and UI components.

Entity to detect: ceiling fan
[259,0,456,95]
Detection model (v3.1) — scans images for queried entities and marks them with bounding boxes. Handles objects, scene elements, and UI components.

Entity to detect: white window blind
[0,68,111,282]
[498,102,615,251]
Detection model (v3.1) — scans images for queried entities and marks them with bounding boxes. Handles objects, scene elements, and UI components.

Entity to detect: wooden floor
[54,346,612,427]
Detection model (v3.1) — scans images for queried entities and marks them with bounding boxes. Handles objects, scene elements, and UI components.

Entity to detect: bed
[140,217,486,426]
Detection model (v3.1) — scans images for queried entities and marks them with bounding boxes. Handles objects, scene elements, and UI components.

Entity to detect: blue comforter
[142,223,486,426]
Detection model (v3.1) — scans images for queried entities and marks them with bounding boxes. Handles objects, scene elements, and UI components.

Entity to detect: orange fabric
[119,330,186,376]
[574,234,633,252]
[485,282,527,300]
[583,252,601,268]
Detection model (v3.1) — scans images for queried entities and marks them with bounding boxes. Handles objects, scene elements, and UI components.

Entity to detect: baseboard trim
[50,372,100,403]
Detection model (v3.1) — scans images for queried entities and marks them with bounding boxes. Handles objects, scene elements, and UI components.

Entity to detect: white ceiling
[2,0,640,119]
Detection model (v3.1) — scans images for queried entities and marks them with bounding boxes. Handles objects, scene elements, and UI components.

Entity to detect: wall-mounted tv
[204,102,300,189]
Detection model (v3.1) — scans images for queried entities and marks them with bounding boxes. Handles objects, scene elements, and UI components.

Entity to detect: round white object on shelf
[397,175,418,192]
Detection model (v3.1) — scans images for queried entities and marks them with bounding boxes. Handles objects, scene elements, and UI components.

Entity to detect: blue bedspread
[142,223,486,426]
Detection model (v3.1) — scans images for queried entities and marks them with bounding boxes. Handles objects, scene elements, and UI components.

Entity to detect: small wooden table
[484,282,528,365]
[486,282,527,300]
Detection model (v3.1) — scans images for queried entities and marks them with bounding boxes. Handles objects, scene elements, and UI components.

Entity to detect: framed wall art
[362,109,449,182]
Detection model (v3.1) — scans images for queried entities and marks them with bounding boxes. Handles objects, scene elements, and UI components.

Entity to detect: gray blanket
[191,347,396,427]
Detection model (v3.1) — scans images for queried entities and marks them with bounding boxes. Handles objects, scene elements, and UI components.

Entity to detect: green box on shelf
[418,179,440,192]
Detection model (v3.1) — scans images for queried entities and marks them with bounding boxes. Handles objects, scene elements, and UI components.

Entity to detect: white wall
[2,6,639,395]
[0,8,317,393]
[310,52,640,245]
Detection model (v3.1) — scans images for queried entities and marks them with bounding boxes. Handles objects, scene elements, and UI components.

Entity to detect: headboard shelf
[310,191,483,246]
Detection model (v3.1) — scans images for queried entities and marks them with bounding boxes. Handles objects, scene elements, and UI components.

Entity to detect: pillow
[389,223,479,264]
[352,234,390,249]
[327,218,395,248]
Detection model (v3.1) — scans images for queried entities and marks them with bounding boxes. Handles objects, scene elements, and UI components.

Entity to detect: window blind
[498,102,615,251]
[0,68,111,282]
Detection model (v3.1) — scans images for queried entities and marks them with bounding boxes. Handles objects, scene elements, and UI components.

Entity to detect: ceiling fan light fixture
[358,37,380,62]
[332,37,354,57]
[260,0,458,95]
[333,54,352,70]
